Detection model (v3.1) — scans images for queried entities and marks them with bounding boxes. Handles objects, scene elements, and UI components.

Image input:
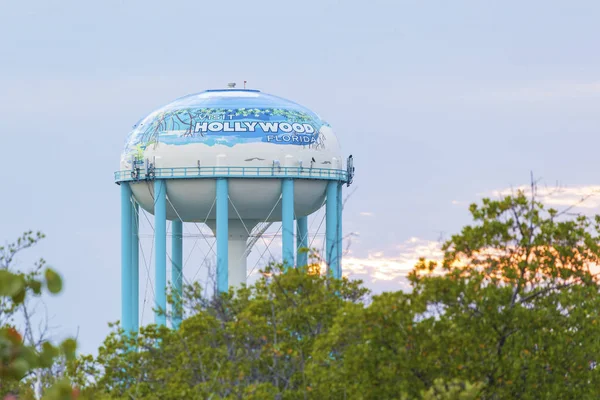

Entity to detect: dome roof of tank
[156,89,321,116]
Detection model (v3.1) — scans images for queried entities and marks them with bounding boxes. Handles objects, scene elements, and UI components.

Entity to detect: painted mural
[122,105,329,162]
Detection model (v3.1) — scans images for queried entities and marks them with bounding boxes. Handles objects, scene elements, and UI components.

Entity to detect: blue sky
[1,0,600,354]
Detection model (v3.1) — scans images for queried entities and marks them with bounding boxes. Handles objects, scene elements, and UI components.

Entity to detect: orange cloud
[342,237,443,291]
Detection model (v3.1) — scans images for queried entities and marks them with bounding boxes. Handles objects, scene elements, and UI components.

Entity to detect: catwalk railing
[115,166,349,183]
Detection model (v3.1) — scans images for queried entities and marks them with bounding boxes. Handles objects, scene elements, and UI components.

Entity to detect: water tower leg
[326,181,340,278]
[337,183,343,279]
[154,180,167,326]
[171,219,183,329]
[120,183,133,333]
[216,178,229,293]
[297,216,308,267]
[132,201,139,332]
[282,179,295,268]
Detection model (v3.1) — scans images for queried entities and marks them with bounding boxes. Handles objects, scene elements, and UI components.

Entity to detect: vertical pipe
[132,201,139,332]
[337,183,343,279]
[282,179,295,268]
[120,183,133,333]
[154,180,167,326]
[326,181,339,277]
[216,178,229,293]
[228,220,251,288]
[296,216,308,267]
[171,219,183,329]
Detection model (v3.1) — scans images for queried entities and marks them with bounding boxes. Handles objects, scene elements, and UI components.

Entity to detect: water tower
[115,88,354,332]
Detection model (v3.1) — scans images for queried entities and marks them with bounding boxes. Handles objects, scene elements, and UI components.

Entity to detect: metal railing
[114,166,349,183]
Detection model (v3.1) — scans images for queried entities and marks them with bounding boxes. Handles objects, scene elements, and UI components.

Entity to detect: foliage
[75,264,367,399]
[308,190,600,399]
[420,379,483,400]
[0,232,77,399]
[58,190,600,398]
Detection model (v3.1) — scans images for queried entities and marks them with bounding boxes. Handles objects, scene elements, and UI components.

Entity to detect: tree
[75,263,368,399]
[0,232,77,399]
[308,189,600,399]
[74,189,600,399]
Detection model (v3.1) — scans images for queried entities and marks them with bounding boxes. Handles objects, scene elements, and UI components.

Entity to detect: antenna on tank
[244,80,247,89]
[146,157,156,179]
[310,157,316,169]
[346,155,355,186]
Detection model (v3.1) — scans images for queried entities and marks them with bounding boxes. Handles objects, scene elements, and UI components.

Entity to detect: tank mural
[123,106,329,163]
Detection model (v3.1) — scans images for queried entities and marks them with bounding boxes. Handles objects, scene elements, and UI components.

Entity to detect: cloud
[359,212,374,217]
[482,184,600,210]
[342,237,443,293]
[343,184,600,293]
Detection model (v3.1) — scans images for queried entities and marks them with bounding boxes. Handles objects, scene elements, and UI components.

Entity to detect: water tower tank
[116,88,353,332]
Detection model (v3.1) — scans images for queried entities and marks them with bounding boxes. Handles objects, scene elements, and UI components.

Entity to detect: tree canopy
[6,190,600,399]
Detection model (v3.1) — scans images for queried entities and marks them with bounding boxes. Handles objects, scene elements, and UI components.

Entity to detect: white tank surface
[119,89,343,223]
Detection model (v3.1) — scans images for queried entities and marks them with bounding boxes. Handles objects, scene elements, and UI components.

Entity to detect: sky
[1,0,600,354]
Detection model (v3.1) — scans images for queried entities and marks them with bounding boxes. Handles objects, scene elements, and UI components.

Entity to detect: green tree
[76,189,600,399]
[0,232,77,399]
[309,190,600,399]
[76,264,367,399]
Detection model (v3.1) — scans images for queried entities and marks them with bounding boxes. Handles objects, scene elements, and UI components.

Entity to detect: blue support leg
[216,179,229,293]
[121,184,133,333]
[337,183,343,279]
[132,201,139,332]
[326,181,339,278]
[154,180,167,326]
[282,179,295,268]
[171,219,183,329]
[296,216,308,267]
